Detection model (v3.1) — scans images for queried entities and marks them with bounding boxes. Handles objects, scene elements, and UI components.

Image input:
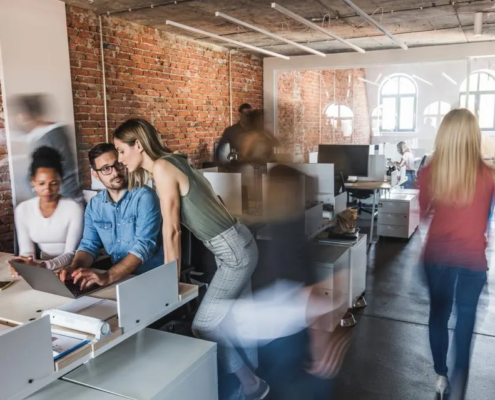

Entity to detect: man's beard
[107,175,127,190]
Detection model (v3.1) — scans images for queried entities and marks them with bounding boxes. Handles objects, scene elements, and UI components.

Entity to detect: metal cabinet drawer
[378,201,409,214]
[377,224,409,238]
[378,212,408,226]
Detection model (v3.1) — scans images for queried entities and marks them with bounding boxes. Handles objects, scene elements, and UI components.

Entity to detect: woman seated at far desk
[10,146,83,274]
[396,141,416,189]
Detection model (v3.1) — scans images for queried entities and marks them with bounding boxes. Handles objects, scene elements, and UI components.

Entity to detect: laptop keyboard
[64,281,96,297]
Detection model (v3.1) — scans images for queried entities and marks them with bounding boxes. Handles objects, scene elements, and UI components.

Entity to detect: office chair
[347,190,376,216]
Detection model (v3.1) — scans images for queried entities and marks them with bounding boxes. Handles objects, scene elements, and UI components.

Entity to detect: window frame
[325,104,354,136]
[460,70,495,132]
[379,74,418,133]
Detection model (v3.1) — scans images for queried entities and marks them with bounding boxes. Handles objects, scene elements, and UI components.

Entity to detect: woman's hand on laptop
[8,256,45,277]
[71,268,110,290]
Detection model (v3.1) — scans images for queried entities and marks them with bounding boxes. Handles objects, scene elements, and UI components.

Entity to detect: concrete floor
[332,223,495,400]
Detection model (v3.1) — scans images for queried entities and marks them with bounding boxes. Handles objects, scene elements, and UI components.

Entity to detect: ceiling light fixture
[412,74,433,86]
[474,12,483,37]
[166,20,290,60]
[271,3,366,54]
[215,12,326,57]
[341,0,408,50]
[358,77,379,86]
[442,72,458,85]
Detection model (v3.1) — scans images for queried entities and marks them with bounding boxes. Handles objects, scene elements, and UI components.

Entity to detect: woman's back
[419,163,494,271]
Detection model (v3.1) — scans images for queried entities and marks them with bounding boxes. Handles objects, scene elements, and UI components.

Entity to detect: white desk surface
[63,329,217,400]
[27,379,122,399]
[0,252,199,400]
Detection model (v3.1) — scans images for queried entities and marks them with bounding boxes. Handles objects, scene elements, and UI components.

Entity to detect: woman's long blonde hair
[429,108,482,206]
[113,118,172,188]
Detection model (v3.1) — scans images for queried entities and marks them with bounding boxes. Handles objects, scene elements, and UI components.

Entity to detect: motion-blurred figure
[418,109,492,400]
[216,103,253,163]
[12,94,82,202]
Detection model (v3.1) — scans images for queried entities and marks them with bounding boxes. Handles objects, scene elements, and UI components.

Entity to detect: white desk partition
[202,172,243,216]
[0,317,54,400]
[116,261,179,332]
[64,329,218,400]
[27,380,122,400]
[267,163,335,202]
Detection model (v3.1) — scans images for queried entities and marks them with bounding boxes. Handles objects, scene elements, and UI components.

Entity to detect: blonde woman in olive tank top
[114,119,269,400]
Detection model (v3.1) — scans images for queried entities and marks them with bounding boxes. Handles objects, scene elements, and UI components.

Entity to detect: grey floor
[333,223,495,400]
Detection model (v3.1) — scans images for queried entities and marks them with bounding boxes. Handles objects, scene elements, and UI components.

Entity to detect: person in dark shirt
[215,103,253,163]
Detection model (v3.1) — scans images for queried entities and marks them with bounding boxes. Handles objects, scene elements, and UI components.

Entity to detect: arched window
[371,106,382,135]
[423,101,451,130]
[460,71,495,131]
[325,104,353,136]
[379,74,417,133]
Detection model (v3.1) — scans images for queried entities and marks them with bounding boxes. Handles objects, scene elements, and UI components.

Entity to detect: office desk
[0,252,198,400]
[344,181,393,249]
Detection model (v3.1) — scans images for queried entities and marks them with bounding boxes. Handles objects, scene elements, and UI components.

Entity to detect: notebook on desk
[10,262,109,299]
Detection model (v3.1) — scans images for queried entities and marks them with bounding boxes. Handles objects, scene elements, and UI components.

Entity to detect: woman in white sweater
[11,146,83,272]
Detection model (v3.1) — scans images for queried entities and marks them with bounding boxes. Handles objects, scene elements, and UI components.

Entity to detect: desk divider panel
[202,172,242,216]
[116,261,179,332]
[0,316,54,400]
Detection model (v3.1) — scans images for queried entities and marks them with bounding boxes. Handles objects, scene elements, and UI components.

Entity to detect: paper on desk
[57,297,118,321]
[51,329,89,360]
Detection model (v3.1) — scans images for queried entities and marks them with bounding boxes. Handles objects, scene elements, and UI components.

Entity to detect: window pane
[381,98,396,131]
[326,104,338,118]
[479,94,495,129]
[399,97,415,130]
[460,95,476,112]
[424,116,438,129]
[340,105,354,118]
[469,73,479,92]
[479,73,495,91]
[342,119,353,136]
[424,101,438,115]
[439,101,451,115]
[381,78,399,95]
[399,77,416,94]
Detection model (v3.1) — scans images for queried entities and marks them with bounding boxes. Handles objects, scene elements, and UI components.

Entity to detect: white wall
[0,0,77,205]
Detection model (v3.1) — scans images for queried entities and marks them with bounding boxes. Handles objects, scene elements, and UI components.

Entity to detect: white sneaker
[436,375,451,400]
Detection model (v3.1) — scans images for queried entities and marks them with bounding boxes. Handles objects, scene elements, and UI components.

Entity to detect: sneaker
[245,380,270,400]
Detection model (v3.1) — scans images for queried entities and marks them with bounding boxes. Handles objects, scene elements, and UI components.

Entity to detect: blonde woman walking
[418,109,493,400]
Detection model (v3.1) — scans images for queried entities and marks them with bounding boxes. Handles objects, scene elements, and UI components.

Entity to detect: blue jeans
[424,265,486,391]
[403,170,416,189]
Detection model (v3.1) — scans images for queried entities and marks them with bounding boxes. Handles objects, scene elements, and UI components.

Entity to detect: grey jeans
[192,221,259,374]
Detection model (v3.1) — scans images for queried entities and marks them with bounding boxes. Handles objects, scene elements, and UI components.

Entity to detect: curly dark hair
[30,146,63,178]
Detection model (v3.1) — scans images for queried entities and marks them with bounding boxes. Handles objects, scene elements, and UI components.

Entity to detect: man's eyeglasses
[95,162,125,176]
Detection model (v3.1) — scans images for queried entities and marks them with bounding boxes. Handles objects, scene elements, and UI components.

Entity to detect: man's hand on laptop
[71,268,110,290]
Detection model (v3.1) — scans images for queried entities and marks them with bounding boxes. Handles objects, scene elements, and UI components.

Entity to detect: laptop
[10,262,104,299]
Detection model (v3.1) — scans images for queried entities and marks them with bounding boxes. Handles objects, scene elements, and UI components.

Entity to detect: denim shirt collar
[102,189,129,205]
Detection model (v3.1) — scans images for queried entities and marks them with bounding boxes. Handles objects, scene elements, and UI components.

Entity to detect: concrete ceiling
[64,0,495,56]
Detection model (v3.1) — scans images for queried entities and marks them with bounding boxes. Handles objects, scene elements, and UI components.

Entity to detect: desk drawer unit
[378,193,419,239]
[378,212,409,227]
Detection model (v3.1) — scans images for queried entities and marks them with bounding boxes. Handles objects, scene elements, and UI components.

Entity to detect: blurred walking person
[418,108,493,400]
[13,94,82,202]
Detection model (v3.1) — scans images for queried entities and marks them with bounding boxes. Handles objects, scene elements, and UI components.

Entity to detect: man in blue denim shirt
[60,143,163,289]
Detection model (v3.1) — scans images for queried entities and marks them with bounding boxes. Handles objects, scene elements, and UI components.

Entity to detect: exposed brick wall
[0,68,15,253]
[67,6,263,187]
[277,69,371,161]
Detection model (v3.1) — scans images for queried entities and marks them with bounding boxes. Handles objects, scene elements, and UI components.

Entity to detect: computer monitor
[317,145,369,179]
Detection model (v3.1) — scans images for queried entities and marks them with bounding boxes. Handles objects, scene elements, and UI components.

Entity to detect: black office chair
[347,190,375,216]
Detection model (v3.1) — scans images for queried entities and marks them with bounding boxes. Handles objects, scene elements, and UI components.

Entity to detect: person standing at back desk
[396,141,416,188]
[215,103,252,163]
